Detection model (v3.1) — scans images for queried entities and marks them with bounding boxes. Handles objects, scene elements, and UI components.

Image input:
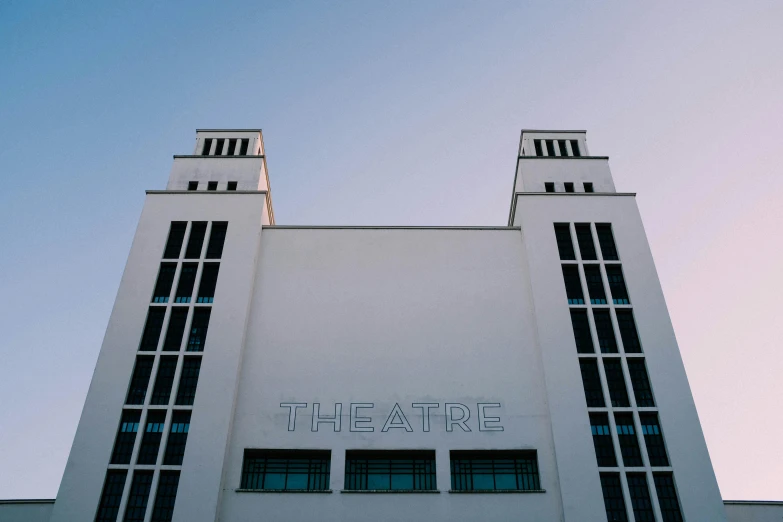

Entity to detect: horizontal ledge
[263,226,521,230]
[341,489,440,494]
[449,489,546,494]
[520,129,586,134]
[0,499,56,504]
[196,129,262,132]
[723,500,783,506]
[173,155,265,159]
[513,192,636,197]
[146,190,268,195]
[235,489,333,494]
[517,156,609,160]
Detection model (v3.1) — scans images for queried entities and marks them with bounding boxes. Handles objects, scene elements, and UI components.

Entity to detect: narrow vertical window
[582,265,607,304]
[163,411,191,465]
[579,359,605,407]
[227,181,238,191]
[614,413,643,467]
[126,356,154,405]
[150,471,180,522]
[558,139,569,156]
[570,309,594,353]
[174,263,197,303]
[584,182,594,193]
[207,181,218,191]
[564,182,575,192]
[615,310,641,353]
[596,223,619,260]
[627,359,655,407]
[593,310,618,353]
[603,359,630,407]
[575,224,597,260]
[570,139,581,157]
[534,139,543,156]
[111,410,141,464]
[123,471,153,522]
[590,413,617,467]
[150,356,178,405]
[137,410,167,465]
[606,265,631,304]
[654,473,684,522]
[152,263,176,303]
[187,181,198,191]
[139,307,166,351]
[626,473,655,522]
[205,222,228,259]
[214,138,225,155]
[600,473,628,522]
[545,182,555,192]
[201,139,212,155]
[197,263,220,303]
[94,470,127,522]
[640,414,669,466]
[545,139,556,156]
[162,222,187,259]
[239,138,249,155]
[228,138,238,155]
[175,357,202,406]
[187,307,211,351]
[184,222,207,258]
[561,265,585,305]
[554,223,576,260]
[162,307,188,351]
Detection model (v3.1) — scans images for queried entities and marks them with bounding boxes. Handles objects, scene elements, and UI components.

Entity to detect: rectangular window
[126,356,154,405]
[558,139,568,156]
[570,309,594,353]
[575,223,597,260]
[600,473,628,522]
[201,139,212,155]
[227,181,238,191]
[162,222,187,259]
[137,410,167,465]
[604,359,630,407]
[345,450,436,491]
[139,307,166,351]
[654,473,684,522]
[583,265,607,304]
[534,139,543,156]
[640,414,669,466]
[450,450,540,491]
[606,265,631,304]
[123,471,153,522]
[184,222,207,259]
[174,263,197,303]
[615,413,643,467]
[627,359,655,407]
[152,263,176,303]
[187,181,198,191]
[554,223,576,260]
[214,138,225,155]
[150,471,180,522]
[228,138,237,156]
[584,182,594,193]
[175,357,202,406]
[94,470,127,522]
[545,139,556,156]
[545,182,555,192]
[163,411,191,466]
[562,265,585,305]
[111,410,141,464]
[207,181,218,191]
[590,413,617,467]
[241,449,331,491]
[187,307,211,352]
[197,263,219,303]
[162,307,188,351]
[205,222,228,259]
[627,473,655,522]
[615,310,641,353]
[570,139,581,157]
[239,138,249,155]
[596,223,619,260]
[564,182,575,192]
[579,359,605,407]
[593,309,618,353]
[150,356,178,405]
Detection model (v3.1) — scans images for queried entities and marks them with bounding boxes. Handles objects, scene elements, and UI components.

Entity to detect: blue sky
[1,1,782,500]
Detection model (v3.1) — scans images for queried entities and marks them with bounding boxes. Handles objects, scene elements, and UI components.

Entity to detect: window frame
[240,449,331,491]
[345,450,436,491]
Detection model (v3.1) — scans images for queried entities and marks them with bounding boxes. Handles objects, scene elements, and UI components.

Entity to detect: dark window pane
[174,264,197,303]
[139,308,166,351]
[558,139,568,156]
[205,222,228,259]
[583,265,607,304]
[175,357,202,406]
[94,470,127,522]
[163,222,187,259]
[600,473,628,522]
[214,139,224,155]
[570,139,581,157]
[123,471,153,522]
[228,138,237,155]
[346,450,436,491]
[187,308,211,352]
[126,356,154,405]
[564,182,575,193]
[239,138,249,155]
[184,222,207,259]
[150,356,178,406]
[554,224,576,260]
[150,471,180,522]
[546,140,556,156]
[545,182,555,192]
[162,308,188,351]
[627,474,655,522]
[579,359,605,407]
[606,265,631,304]
[615,413,643,467]
[596,223,619,260]
[593,310,618,353]
[201,139,212,155]
[137,410,167,465]
[584,182,594,193]
[616,310,641,353]
[197,263,219,303]
[152,263,176,303]
[227,181,238,191]
[187,181,198,191]
[654,473,684,522]
[628,359,655,407]
[604,359,630,407]
[640,414,669,466]
[163,411,191,466]
[450,450,539,491]
[562,265,584,305]
[534,139,543,156]
[590,413,617,467]
[111,410,141,464]
[570,309,594,353]
[242,450,331,491]
[207,181,218,191]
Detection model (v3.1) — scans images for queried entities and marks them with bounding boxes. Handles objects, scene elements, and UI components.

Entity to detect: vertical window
[239,138,249,155]
[545,182,555,192]
[606,265,631,304]
[562,265,585,305]
[187,181,198,191]
[126,356,154,405]
[558,139,568,156]
[150,471,180,522]
[150,356,178,405]
[593,310,618,353]
[175,357,202,406]
[654,473,684,522]
[201,139,212,155]
[152,263,176,303]
[534,139,543,156]
[205,222,228,259]
[575,224,597,260]
[570,139,581,157]
[228,138,238,155]
[564,182,575,192]
[214,138,225,155]
[603,359,630,407]
[627,359,655,407]
[590,413,617,467]
[615,310,641,353]
[111,410,141,464]
[583,265,607,304]
[545,140,556,156]
[596,223,619,260]
[139,307,166,351]
[123,471,153,522]
[162,222,187,259]
[554,223,576,260]
[137,410,166,465]
[627,474,655,522]
[570,309,594,353]
[163,411,191,465]
[94,470,127,522]
[207,181,218,191]
[162,307,188,351]
[187,308,211,351]
[614,413,643,467]
[600,473,628,522]
[174,264,197,303]
[346,450,437,491]
[184,222,207,259]
[241,450,331,491]
[197,263,220,303]
[450,450,540,491]
[640,414,669,466]
[579,359,605,407]
[584,182,594,193]
[227,181,238,191]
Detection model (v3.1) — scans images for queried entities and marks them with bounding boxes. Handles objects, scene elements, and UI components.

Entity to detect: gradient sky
[1,0,781,501]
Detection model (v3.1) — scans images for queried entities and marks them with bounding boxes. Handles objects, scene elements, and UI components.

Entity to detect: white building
[3,129,780,522]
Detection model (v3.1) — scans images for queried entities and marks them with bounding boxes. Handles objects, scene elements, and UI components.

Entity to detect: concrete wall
[724,502,783,522]
[0,500,54,522]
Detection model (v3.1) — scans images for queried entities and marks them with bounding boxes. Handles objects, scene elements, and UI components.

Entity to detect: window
[627,359,655,407]
[95,470,127,522]
[564,182,575,192]
[163,411,191,465]
[615,310,641,353]
[197,263,219,303]
[137,410,166,465]
[600,473,628,522]
[558,139,568,156]
[150,356,178,405]
[227,181,238,191]
[174,264,197,303]
[545,182,555,192]
[126,356,154,405]
[614,413,643,467]
[175,357,201,406]
[596,224,619,260]
[554,224,575,260]
[590,413,617,467]
[584,182,594,193]
[579,359,605,407]
[239,138,249,155]
[545,139,556,156]
[184,222,207,258]
[207,181,218,191]
[640,414,669,466]
[187,307,211,351]
[606,265,630,304]
[604,359,630,407]
[150,471,180,522]
[139,307,166,351]
[562,265,585,305]
[205,222,228,259]
[187,181,198,191]
[570,309,594,353]
[162,307,188,351]
[570,139,581,157]
[575,223,597,260]
[593,309,618,353]
[123,471,153,522]
[241,450,331,491]
[111,410,141,464]
[344,450,435,491]
[228,138,237,156]
[654,473,684,522]
[627,473,655,522]
[534,139,543,156]
[163,222,187,259]
[214,139,225,156]
[201,139,212,155]
[152,263,176,303]
[450,450,540,491]
[583,265,607,304]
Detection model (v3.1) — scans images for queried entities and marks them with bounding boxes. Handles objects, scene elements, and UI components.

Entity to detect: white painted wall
[724,502,783,522]
[0,500,54,522]
[513,157,616,193]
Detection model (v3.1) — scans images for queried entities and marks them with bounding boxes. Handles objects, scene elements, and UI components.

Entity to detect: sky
[1,0,782,502]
